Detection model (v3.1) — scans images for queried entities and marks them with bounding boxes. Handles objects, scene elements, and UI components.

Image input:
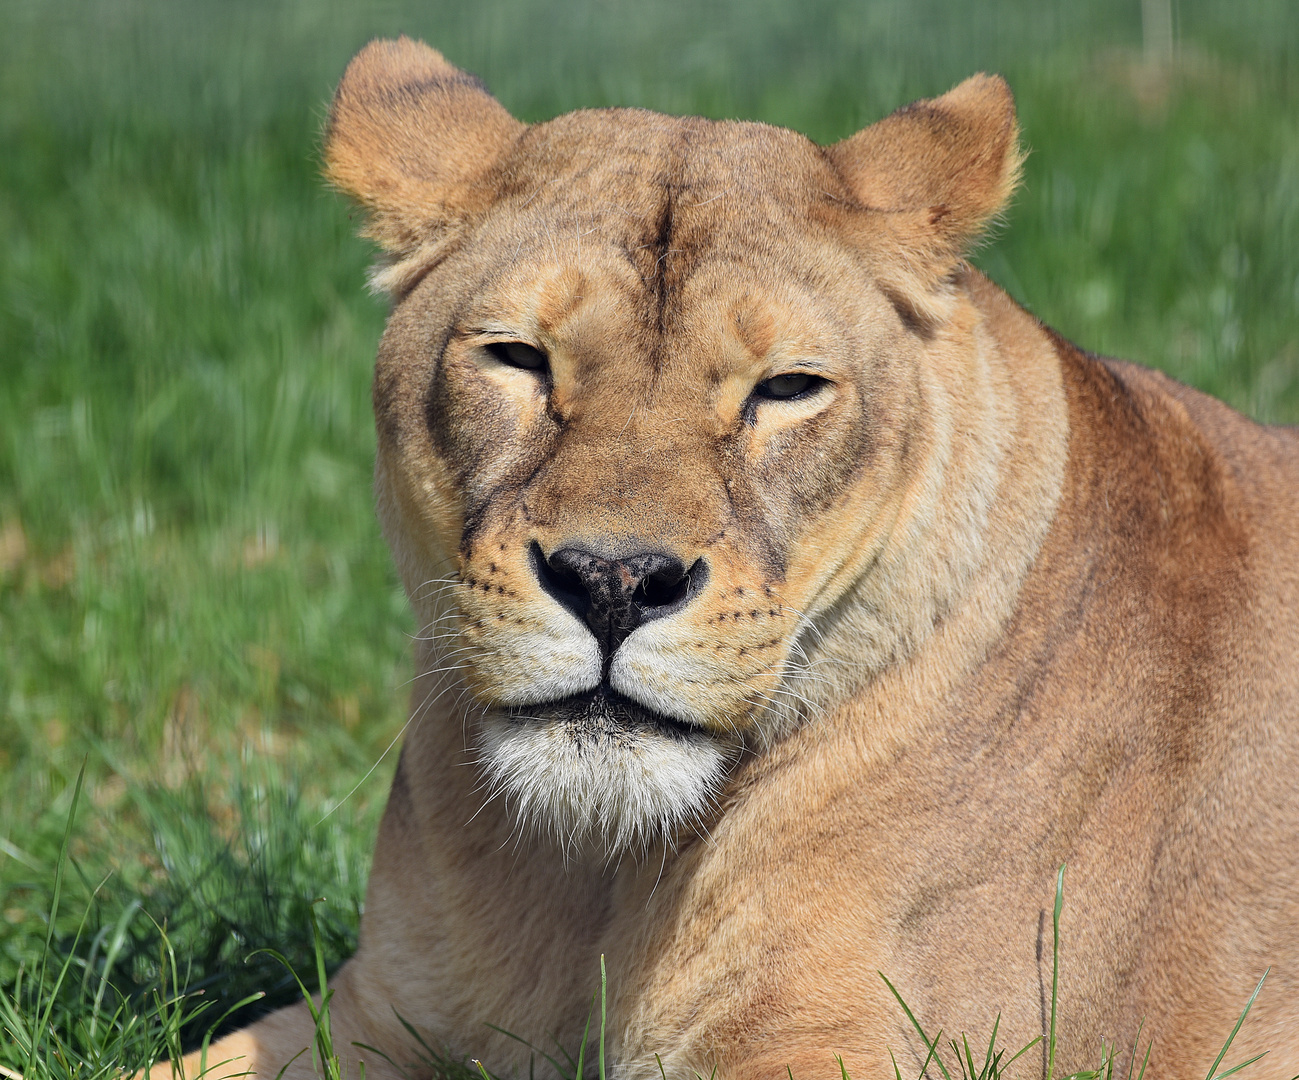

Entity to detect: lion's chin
[475,691,735,859]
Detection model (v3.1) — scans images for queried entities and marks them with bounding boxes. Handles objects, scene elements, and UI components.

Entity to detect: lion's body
[170,39,1299,1080]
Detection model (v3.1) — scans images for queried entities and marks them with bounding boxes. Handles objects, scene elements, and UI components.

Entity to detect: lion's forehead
[479,111,850,284]
[503,109,838,207]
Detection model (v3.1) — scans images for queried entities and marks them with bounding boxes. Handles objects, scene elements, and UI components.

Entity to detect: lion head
[324,38,1041,856]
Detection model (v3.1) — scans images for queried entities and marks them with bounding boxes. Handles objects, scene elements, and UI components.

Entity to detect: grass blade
[1001,1036,1043,1074]
[1203,970,1268,1080]
[1210,1054,1267,1080]
[574,990,595,1080]
[599,956,607,1080]
[350,1041,414,1080]
[273,1046,310,1080]
[26,764,87,1078]
[199,992,268,1076]
[1132,1039,1152,1080]
[879,972,952,1080]
[1122,1020,1146,1080]
[1047,865,1065,1080]
[981,1015,1002,1080]
[88,897,143,1041]
[485,1023,570,1078]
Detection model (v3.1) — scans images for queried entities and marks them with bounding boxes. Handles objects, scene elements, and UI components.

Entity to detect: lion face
[327,39,1024,853]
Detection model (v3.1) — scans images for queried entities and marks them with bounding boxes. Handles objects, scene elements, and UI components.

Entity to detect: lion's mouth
[505,688,700,743]
[481,687,732,854]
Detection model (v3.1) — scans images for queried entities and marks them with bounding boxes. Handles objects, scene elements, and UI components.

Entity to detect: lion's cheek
[375,443,465,597]
[609,619,787,736]
[457,601,602,706]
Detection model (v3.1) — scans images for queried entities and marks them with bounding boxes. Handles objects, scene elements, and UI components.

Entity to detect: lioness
[171,37,1299,1080]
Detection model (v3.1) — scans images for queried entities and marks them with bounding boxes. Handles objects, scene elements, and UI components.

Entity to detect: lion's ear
[827,74,1023,326]
[324,37,524,287]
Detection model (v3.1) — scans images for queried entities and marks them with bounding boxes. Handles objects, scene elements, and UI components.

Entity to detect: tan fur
[154,38,1299,1080]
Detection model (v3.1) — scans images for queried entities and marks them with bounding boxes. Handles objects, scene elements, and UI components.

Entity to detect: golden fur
[157,37,1299,1080]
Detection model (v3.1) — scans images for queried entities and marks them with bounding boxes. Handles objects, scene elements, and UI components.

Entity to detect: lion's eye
[754,373,825,400]
[485,341,549,373]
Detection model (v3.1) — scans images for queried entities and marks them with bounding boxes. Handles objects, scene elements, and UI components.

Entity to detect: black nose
[533,543,705,654]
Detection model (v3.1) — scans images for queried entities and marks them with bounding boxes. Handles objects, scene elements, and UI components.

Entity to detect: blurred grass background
[1,0,1297,1067]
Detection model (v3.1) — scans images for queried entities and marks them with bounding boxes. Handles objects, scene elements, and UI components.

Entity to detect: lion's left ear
[827,74,1023,326]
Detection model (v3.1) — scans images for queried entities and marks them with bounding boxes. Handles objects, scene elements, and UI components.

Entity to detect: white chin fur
[476,713,732,858]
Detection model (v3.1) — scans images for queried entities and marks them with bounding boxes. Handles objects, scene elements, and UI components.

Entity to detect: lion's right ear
[324,37,524,292]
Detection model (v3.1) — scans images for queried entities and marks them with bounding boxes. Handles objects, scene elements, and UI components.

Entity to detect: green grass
[875,870,1272,1080]
[1,0,1297,1075]
[1,851,1276,1080]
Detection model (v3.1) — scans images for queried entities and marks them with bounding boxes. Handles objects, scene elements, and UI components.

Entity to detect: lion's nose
[532,543,705,654]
